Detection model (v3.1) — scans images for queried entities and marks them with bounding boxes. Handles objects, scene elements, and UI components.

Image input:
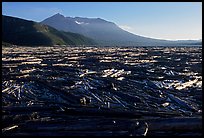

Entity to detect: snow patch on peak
[75,21,83,24]
[75,21,89,25]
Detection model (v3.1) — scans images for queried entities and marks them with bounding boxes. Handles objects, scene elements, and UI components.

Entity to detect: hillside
[2,15,96,46]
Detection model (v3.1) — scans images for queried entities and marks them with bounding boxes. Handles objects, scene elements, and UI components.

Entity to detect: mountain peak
[52,13,65,18]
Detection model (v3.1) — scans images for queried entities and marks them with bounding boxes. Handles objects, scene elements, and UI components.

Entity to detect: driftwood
[2,46,202,136]
[147,117,202,131]
[3,105,60,114]
[35,79,82,105]
[2,116,201,136]
[146,117,202,136]
[3,131,130,136]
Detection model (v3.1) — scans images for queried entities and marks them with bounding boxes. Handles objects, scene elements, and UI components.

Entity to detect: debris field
[2,46,202,136]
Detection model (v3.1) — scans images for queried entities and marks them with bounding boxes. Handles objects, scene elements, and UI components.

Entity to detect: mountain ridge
[2,14,201,47]
[41,13,201,46]
[2,15,96,46]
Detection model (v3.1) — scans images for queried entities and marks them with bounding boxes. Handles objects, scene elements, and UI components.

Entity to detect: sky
[2,2,202,40]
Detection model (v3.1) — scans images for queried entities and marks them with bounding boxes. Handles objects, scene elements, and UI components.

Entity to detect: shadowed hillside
[2,15,96,46]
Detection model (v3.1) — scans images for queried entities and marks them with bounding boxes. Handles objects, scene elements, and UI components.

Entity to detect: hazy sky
[2,2,202,40]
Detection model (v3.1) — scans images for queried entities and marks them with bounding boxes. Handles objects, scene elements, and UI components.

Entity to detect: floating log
[2,105,60,114]
[167,93,197,112]
[146,117,202,136]
[2,46,202,136]
[60,107,180,118]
